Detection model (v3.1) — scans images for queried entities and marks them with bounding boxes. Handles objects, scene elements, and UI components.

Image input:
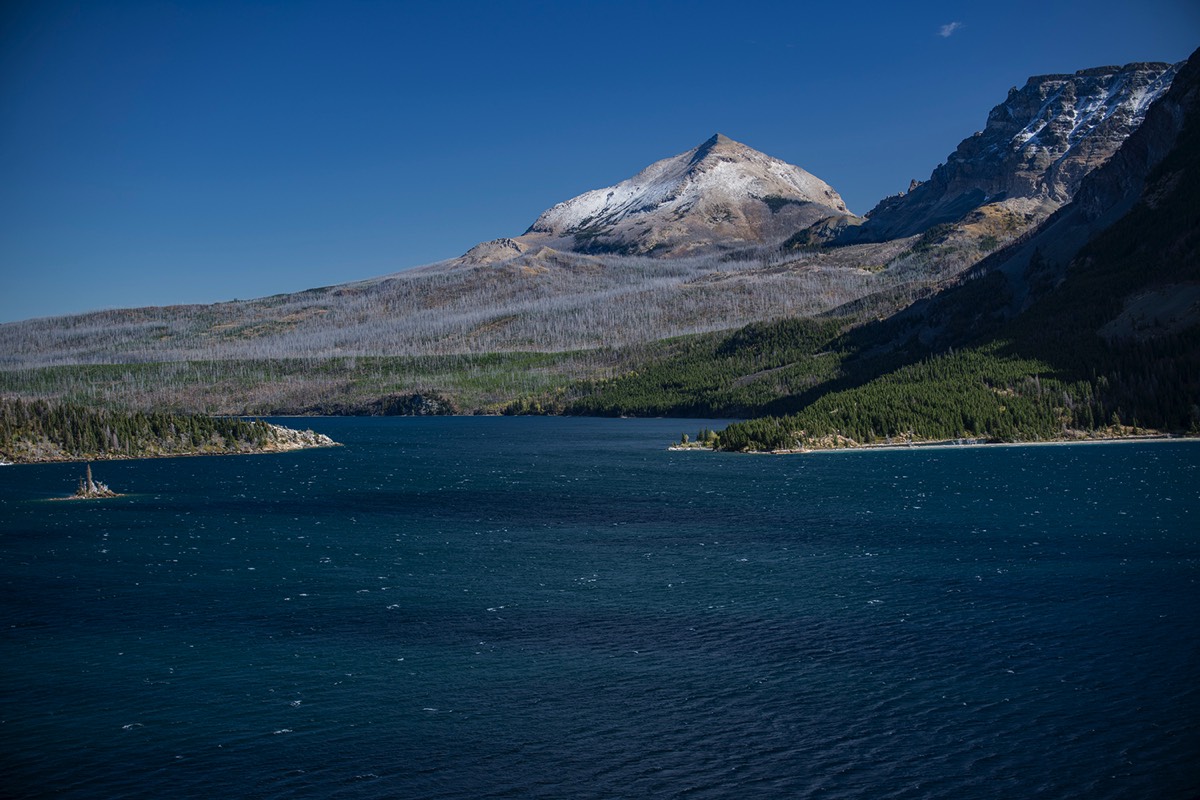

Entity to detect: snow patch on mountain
[1010,66,1176,156]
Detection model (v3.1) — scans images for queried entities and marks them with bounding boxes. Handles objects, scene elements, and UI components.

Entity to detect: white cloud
[939,21,963,37]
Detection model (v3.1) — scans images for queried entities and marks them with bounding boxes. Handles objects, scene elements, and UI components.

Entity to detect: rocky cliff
[893,47,1200,347]
[847,61,1180,243]
[991,47,1200,317]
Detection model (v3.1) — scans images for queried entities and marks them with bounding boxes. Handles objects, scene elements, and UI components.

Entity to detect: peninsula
[673,425,1194,454]
[0,397,339,465]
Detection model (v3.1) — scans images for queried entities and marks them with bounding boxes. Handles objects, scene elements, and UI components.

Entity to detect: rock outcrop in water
[69,463,121,499]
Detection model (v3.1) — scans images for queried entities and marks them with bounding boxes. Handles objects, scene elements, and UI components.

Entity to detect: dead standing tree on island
[72,463,120,499]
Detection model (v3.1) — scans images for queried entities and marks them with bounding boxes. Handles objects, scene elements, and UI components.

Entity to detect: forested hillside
[564,319,861,418]
[0,351,612,416]
[714,337,1198,451]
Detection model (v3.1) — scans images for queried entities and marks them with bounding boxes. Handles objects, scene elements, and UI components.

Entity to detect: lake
[1,417,1197,799]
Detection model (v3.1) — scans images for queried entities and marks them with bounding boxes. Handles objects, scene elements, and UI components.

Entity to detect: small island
[68,463,122,500]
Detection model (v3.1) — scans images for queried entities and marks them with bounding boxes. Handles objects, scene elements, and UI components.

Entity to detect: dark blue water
[1,417,1197,799]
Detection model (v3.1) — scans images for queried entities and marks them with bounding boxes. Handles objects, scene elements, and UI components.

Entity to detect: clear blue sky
[2,0,1196,321]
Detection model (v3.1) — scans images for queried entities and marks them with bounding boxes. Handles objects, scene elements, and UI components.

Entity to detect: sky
[1,0,1197,322]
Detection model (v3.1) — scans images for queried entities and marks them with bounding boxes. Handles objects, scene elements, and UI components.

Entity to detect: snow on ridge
[1008,63,1177,153]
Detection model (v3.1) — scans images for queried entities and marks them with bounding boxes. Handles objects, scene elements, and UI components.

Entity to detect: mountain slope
[846,61,1179,243]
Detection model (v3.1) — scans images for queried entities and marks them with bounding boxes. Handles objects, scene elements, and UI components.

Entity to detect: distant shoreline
[672,432,1200,455]
[783,433,1198,455]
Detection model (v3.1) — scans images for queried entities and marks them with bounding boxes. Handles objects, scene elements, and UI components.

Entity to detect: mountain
[1,57,1189,422]
[909,49,1200,338]
[510,133,852,258]
[0,137,885,373]
[709,48,1200,450]
[845,61,1180,243]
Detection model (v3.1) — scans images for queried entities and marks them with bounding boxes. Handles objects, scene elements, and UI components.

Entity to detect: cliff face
[849,61,1180,242]
[517,134,851,258]
[897,47,1200,345]
[1003,47,1200,315]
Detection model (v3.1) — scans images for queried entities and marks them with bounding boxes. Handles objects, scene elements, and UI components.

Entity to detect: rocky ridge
[991,48,1200,317]
[847,61,1180,243]
[884,47,1200,350]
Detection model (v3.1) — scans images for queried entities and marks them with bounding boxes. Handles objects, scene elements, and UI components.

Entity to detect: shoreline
[670,432,1200,455]
[0,443,340,466]
[49,492,127,501]
[758,433,1199,455]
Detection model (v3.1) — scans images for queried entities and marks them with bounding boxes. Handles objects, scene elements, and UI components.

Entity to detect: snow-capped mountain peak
[521,134,850,257]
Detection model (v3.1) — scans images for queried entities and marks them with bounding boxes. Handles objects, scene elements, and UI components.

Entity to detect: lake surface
[1,417,1197,799]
